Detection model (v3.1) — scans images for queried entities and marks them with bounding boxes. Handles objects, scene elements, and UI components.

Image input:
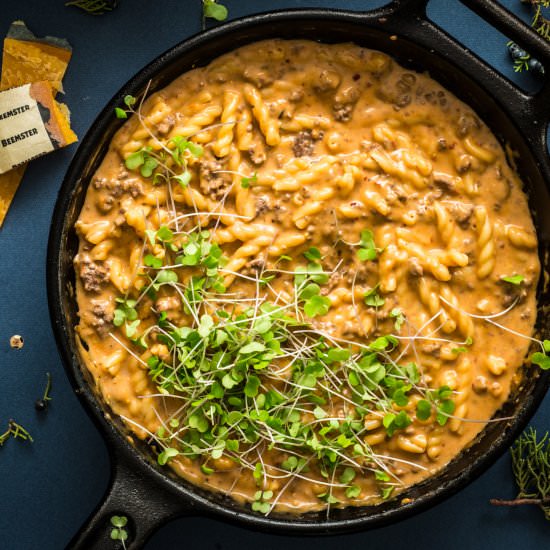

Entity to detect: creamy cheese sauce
[74,40,539,513]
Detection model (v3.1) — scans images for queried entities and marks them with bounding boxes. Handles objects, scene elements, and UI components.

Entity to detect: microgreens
[531,342,550,370]
[383,410,412,437]
[451,336,473,355]
[125,147,159,178]
[390,308,405,331]
[252,490,273,514]
[500,274,525,285]
[357,229,378,261]
[171,136,203,162]
[202,0,228,24]
[241,173,258,189]
[364,286,385,308]
[294,260,331,318]
[113,298,140,338]
[110,515,128,548]
[415,385,456,425]
[114,94,136,119]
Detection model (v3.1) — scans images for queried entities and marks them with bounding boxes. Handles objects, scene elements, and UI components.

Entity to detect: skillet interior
[48,9,550,536]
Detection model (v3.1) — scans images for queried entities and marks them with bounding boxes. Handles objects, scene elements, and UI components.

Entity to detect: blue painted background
[0,1,548,548]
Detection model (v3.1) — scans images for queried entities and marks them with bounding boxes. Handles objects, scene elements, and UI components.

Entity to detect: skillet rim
[46,5,550,537]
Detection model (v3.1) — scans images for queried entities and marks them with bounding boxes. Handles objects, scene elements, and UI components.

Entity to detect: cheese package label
[0,83,54,173]
[0,81,76,175]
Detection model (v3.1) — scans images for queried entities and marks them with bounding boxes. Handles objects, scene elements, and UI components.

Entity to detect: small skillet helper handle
[68,441,194,550]
[456,0,550,186]
[459,0,550,112]
[385,0,550,176]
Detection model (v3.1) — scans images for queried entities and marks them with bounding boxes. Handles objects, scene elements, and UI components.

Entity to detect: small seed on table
[10,335,24,349]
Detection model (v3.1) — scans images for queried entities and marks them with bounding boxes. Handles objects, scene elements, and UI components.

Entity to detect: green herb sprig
[357,229,378,262]
[35,372,53,412]
[65,0,118,15]
[491,427,550,520]
[293,252,332,318]
[0,419,33,446]
[506,1,549,74]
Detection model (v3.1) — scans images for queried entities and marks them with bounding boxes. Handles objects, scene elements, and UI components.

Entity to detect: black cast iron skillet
[47,0,550,548]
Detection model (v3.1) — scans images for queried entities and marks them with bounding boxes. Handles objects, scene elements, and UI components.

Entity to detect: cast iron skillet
[47,0,550,548]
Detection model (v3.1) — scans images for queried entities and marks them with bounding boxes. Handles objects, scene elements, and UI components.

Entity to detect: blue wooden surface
[0,1,548,548]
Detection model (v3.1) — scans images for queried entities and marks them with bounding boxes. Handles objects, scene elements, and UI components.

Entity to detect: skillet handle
[67,441,195,550]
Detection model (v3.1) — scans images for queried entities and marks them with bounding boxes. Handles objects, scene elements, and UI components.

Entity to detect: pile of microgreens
[107,92,549,516]
[115,224,456,511]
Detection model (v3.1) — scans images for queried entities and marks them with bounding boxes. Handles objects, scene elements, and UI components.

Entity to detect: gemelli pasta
[74,40,539,514]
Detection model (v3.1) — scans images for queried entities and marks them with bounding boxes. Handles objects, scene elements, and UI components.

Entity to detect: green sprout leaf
[339,467,356,484]
[374,470,391,482]
[244,375,261,397]
[304,294,331,317]
[436,398,456,426]
[110,516,128,528]
[390,308,405,331]
[346,485,361,498]
[531,352,550,370]
[357,229,378,261]
[124,95,136,108]
[416,399,432,421]
[304,247,322,261]
[144,254,162,269]
[125,150,144,171]
[241,173,258,188]
[500,274,525,285]
[364,287,385,307]
[173,171,191,188]
[203,0,228,21]
[158,447,179,465]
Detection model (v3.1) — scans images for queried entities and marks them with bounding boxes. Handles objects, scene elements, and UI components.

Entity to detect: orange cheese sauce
[74,40,539,513]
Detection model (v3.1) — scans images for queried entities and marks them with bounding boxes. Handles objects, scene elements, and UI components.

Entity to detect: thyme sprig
[35,372,53,412]
[65,0,118,15]
[491,427,550,520]
[507,0,549,74]
[0,419,33,446]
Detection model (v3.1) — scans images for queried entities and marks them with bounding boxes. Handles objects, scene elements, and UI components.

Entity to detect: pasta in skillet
[74,40,539,513]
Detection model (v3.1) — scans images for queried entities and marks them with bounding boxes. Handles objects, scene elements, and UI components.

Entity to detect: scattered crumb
[10,334,24,349]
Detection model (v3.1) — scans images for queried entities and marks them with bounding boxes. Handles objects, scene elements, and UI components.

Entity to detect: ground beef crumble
[199,159,232,200]
[90,299,114,335]
[76,255,110,292]
[292,131,316,157]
